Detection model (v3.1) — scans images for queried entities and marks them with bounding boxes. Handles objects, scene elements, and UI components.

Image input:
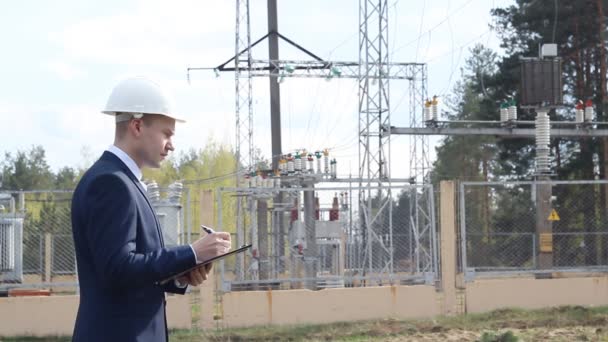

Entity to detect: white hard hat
[102,77,185,123]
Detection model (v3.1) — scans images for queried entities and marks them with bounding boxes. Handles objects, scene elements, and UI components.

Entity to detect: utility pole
[267,0,286,275]
[268,0,282,170]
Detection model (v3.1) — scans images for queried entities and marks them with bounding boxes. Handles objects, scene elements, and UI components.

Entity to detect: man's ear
[129,119,143,137]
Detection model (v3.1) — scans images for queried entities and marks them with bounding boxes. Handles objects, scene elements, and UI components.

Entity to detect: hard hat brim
[101,110,186,123]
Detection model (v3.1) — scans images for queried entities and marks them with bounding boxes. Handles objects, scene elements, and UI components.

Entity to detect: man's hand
[178,263,212,287]
[191,232,231,262]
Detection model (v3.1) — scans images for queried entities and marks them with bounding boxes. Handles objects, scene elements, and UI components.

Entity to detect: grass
[169,306,608,341]
[4,306,608,341]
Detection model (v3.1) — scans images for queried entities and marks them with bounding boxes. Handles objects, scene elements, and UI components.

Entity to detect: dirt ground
[383,326,607,341]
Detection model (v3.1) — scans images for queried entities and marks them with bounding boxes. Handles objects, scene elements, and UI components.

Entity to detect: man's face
[137,115,176,168]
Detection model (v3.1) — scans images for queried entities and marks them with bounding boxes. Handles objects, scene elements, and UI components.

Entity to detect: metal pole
[186,188,191,243]
[536,177,553,270]
[303,183,317,289]
[258,199,269,281]
[268,0,282,170]
[268,0,286,278]
[217,189,226,286]
[459,182,468,278]
[429,185,438,277]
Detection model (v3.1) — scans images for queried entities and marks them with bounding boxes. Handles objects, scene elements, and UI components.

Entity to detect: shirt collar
[106,145,147,190]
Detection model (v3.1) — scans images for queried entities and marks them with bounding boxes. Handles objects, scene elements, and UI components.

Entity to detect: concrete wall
[221,285,440,327]
[466,276,608,313]
[0,294,191,337]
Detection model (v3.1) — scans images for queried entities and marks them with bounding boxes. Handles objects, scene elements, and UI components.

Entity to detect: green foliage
[430,44,499,184]
[1,145,55,190]
[54,167,78,190]
[143,139,238,235]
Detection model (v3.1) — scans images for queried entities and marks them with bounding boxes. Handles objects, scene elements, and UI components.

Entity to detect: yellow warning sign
[547,209,560,221]
[540,233,553,252]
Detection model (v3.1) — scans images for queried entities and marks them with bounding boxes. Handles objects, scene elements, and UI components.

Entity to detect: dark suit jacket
[71,151,196,342]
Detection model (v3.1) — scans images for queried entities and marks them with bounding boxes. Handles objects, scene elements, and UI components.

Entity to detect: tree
[430,44,500,183]
[142,139,238,236]
[55,166,77,190]
[1,145,54,190]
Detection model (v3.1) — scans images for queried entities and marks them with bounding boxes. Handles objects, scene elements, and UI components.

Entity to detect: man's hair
[114,113,157,139]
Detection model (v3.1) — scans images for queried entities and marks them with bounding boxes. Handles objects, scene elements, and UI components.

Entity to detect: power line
[414,0,427,63]
[391,0,478,58]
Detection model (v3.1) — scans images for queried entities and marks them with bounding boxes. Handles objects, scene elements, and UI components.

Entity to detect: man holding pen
[71,77,231,342]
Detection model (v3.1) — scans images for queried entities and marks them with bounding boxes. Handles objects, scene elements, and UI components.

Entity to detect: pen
[201,225,215,234]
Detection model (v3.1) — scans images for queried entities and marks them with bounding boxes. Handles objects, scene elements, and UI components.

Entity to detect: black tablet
[158,244,252,285]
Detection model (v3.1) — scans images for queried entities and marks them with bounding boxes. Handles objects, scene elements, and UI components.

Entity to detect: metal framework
[234,0,253,280]
[358,0,393,278]
[387,125,608,137]
[188,0,432,283]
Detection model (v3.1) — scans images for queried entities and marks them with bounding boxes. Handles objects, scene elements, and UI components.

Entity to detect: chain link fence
[216,183,438,291]
[0,186,197,291]
[460,180,608,279]
[0,191,76,289]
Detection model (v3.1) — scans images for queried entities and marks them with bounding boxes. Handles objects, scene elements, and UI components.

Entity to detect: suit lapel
[100,152,166,247]
[132,179,165,247]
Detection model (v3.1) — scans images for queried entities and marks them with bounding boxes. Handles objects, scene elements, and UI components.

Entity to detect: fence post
[440,181,457,315]
[199,190,215,329]
[44,233,52,283]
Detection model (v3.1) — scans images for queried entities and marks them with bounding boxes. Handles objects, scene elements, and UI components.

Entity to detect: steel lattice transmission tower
[358,0,393,278]
[358,0,430,279]
[234,0,253,280]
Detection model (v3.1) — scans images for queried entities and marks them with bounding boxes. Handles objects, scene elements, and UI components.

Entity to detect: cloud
[0,102,113,172]
[44,61,86,80]
[48,0,234,67]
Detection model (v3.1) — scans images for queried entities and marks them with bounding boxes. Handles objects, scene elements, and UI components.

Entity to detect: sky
[0,0,515,181]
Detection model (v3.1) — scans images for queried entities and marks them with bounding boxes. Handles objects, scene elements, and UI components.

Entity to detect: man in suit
[71,77,231,341]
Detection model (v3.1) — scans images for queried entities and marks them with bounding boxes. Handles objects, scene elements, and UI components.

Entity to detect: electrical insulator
[424,99,432,121]
[147,181,160,202]
[535,110,551,174]
[508,100,517,121]
[500,102,509,122]
[315,151,322,174]
[307,153,314,173]
[274,171,281,188]
[329,193,339,221]
[330,158,337,178]
[575,100,584,123]
[279,156,287,175]
[585,99,594,122]
[294,152,302,174]
[287,154,295,175]
[323,149,330,174]
[431,95,439,121]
